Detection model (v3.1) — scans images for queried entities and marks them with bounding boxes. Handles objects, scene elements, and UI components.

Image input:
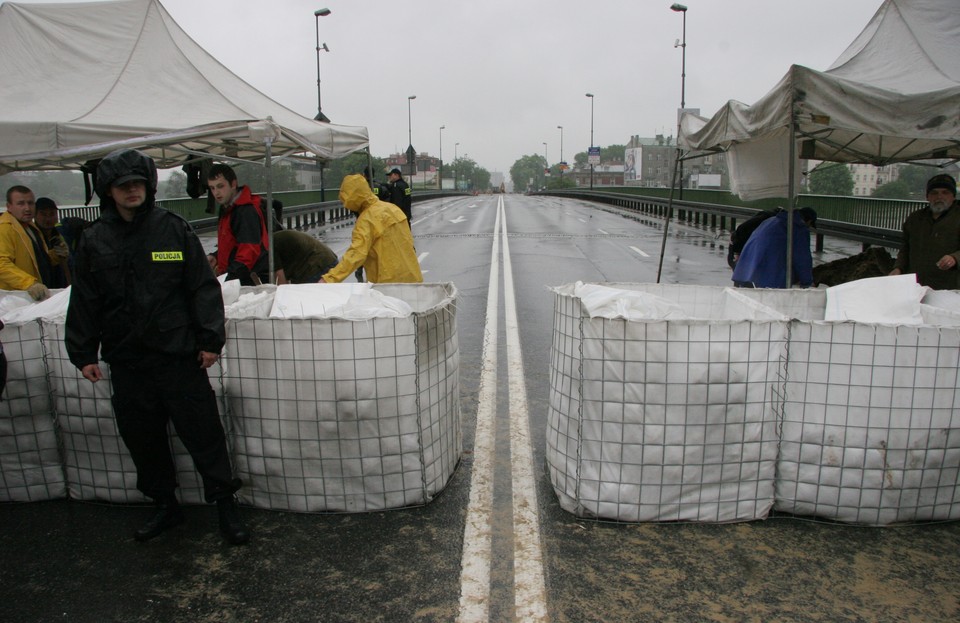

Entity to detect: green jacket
[893,203,960,290]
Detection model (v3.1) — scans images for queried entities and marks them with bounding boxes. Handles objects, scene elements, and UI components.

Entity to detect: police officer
[385,167,412,228]
[65,149,249,545]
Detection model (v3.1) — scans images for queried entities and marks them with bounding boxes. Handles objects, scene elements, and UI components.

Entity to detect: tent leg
[655,147,684,284]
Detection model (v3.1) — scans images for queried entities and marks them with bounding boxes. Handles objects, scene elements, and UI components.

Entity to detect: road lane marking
[418,252,429,263]
[499,196,549,621]
[456,201,501,623]
[598,229,609,235]
[450,215,467,223]
[630,245,650,257]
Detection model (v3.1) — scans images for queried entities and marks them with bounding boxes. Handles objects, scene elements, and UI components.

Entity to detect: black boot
[134,498,185,542]
[216,497,250,545]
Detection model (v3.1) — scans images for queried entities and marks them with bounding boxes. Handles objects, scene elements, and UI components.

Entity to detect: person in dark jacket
[727,208,781,269]
[889,173,960,290]
[65,149,249,546]
[731,208,817,289]
[272,230,338,284]
[205,163,269,285]
[385,167,412,228]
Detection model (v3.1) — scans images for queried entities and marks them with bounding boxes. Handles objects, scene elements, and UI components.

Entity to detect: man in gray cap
[65,148,249,546]
[890,173,959,289]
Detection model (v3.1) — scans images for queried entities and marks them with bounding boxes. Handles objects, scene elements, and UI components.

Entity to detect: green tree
[808,163,854,196]
[449,157,489,191]
[0,171,87,204]
[873,164,934,200]
[510,154,548,193]
[160,170,187,199]
[232,161,302,192]
[322,152,387,190]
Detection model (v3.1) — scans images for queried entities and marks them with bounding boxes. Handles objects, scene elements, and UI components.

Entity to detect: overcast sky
[6,0,884,174]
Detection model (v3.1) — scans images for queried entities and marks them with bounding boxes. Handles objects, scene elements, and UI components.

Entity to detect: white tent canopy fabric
[679,0,960,200]
[0,0,369,173]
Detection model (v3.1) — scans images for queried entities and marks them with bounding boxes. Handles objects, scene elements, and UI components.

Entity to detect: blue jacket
[731,211,813,288]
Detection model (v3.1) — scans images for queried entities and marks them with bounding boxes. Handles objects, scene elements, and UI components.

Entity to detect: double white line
[457,195,548,622]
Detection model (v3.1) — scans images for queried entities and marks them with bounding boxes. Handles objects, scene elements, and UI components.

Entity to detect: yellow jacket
[322,174,423,284]
[0,211,59,291]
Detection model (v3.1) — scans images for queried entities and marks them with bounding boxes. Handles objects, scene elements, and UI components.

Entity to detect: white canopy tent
[0,0,369,173]
[679,0,960,201]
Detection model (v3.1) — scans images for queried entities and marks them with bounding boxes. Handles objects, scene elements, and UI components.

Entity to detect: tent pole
[265,139,275,282]
[655,147,683,284]
[785,120,797,288]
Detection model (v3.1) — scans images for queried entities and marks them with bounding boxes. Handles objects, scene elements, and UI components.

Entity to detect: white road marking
[500,197,549,621]
[598,229,609,235]
[418,252,429,263]
[450,215,467,224]
[456,200,501,623]
[630,245,650,257]
[578,218,587,223]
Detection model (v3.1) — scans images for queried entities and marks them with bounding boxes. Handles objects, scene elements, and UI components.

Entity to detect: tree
[232,161,302,192]
[450,157,490,191]
[323,152,387,189]
[873,164,934,200]
[510,154,548,193]
[160,171,187,199]
[0,171,87,204]
[808,163,854,196]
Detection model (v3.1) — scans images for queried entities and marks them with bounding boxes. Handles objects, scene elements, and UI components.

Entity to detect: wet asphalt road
[3,194,959,623]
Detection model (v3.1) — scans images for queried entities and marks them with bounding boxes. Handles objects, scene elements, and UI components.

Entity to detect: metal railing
[537,188,916,250]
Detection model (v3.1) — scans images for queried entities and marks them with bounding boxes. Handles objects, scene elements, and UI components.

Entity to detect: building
[624,135,729,189]
[849,163,901,196]
[385,152,441,188]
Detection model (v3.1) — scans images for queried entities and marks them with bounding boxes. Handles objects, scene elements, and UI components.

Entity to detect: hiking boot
[216,497,250,545]
[134,500,185,542]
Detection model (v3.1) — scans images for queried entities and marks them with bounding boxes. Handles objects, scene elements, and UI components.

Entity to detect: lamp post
[438,125,445,190]
[542,141,548,188]
[454,142,460,190]
[406,95,417,181]
[671,3,687,196]
[557,125,564,184]
[313,7,331,201]
[585,93,595,189]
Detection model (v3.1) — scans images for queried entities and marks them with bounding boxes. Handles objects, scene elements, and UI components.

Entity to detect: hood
[96,148,158,199]
[339,174,378,213]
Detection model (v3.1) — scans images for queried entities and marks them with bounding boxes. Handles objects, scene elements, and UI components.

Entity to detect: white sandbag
[824,275,927,324]
[570,281,687,320]
[269,283,413,320]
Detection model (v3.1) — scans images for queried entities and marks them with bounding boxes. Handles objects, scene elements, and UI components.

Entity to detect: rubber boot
[216,497,250,545]
[134,497,185,542]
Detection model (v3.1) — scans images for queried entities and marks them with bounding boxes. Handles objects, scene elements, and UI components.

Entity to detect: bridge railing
[57,189,468,234]
[536,188,919,250]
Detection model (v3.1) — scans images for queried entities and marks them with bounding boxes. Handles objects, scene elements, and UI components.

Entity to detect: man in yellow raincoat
[320,174,423,284]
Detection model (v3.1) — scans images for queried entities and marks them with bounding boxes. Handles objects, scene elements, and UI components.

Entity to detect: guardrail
[57,189,469,234]
[536,188,906,251]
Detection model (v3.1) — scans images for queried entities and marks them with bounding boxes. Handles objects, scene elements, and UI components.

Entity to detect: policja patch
[151,251,184,262]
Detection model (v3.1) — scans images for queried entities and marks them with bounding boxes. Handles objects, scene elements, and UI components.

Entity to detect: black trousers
[110,359,239,503]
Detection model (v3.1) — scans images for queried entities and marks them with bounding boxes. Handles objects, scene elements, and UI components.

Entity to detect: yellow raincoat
[0,211,59,290]
[322,174,423,284]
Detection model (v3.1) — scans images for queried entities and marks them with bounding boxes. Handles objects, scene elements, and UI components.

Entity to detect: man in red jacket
[206,164,269,285]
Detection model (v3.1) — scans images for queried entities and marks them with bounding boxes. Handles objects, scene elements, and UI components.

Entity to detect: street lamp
[557,125,564,183]
[439,125,445,190]
[313,7,331,201]
[671,3,687,195]
[407,95,416,180]
[313,8,331,123]
[542,141,548,188]
[586,93,595,189]
[455,142,460,190]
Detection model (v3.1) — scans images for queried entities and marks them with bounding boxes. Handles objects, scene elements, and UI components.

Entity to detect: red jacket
[216,186,269,283]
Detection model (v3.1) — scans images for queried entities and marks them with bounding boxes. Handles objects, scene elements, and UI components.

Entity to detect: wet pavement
[3,194,959,623]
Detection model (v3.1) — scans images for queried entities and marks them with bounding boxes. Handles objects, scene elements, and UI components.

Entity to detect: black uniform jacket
[65,201,225,369]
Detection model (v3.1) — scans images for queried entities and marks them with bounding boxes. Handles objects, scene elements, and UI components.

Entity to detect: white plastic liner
[0,283,460,512]
[547,283,788,522]
[0,320,65,501]
[548,282,960,525]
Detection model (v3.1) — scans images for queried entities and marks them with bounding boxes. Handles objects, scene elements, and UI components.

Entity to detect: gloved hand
[51,239,70,259]
[27,282,49,301]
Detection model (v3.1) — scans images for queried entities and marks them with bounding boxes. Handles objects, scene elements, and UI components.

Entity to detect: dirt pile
[813,246,896,287]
